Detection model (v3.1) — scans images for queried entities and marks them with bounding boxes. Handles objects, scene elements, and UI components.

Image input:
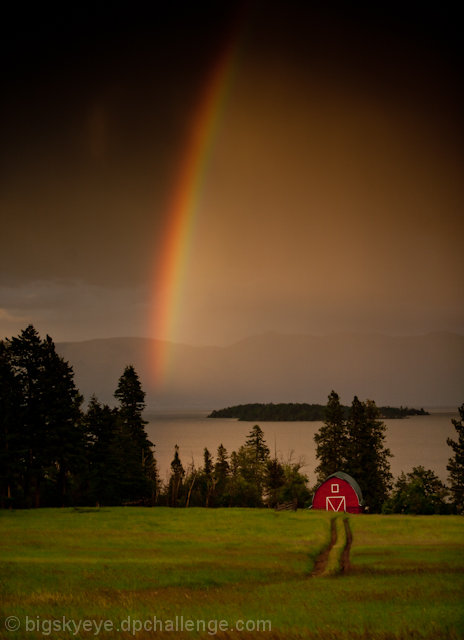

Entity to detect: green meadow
[1,508,463,639]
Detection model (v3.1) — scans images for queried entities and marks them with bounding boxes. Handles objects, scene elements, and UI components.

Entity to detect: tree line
[0,325,310,509]
[0,325,157,508]
[1,326,463,513]
[163,426,311,509]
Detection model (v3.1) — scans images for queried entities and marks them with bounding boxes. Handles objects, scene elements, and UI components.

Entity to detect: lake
[145,408,460,485]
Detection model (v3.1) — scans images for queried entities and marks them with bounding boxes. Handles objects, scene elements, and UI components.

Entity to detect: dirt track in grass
[341,517,352,572]
[311,515,353,576]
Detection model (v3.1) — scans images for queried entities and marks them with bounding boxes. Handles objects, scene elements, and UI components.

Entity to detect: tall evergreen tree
[202,447,215,507]
[245,424,270,464]
[203,447,213,477]
[114,365,149,448]
[345,397,392,512]
[226,450,240,506]
[314,390,348,482]
[7,325,48,506]
[113,365,158,504]
[228,425,271,507]
[40,335,84,505]
[169,444,184,506]
[83,396,121,505]
[214,444,230,506]
[0,341,22,508]
[5,325,83,507]
[447,404,464,514]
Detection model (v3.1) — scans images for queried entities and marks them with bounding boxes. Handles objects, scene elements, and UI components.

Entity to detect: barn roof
[324,471,364,505]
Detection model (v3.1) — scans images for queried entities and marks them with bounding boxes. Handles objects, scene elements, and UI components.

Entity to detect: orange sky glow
[0,3,462,347]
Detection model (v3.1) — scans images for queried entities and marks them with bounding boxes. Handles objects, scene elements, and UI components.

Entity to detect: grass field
[0,508,463,639]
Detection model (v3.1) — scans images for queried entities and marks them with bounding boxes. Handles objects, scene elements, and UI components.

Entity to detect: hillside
[56,331,464,409]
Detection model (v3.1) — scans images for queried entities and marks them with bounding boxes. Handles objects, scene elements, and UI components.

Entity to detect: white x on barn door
[326,496,346,511]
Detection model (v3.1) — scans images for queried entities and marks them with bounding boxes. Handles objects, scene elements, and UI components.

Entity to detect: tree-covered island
[208,403,429,421]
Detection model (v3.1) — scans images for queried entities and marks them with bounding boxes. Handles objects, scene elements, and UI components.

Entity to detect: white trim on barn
[326,496,346,511]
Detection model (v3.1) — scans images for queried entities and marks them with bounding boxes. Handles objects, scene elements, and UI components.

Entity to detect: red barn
[312,471,364,514]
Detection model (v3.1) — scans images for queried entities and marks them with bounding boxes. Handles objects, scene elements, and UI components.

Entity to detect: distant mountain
[57,332,464,410]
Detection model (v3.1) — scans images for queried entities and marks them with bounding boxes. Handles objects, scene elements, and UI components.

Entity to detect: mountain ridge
[56,331,464,409]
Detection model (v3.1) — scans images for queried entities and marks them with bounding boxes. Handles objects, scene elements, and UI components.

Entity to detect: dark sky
[1,2,463,344]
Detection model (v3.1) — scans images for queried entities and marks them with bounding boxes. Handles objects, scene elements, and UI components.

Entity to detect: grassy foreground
[0,508,463,639]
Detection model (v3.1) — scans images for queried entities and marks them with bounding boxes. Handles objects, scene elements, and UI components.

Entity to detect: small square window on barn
[332,483,339,493]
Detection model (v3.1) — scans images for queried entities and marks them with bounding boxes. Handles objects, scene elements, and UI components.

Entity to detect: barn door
[326,496,346,511]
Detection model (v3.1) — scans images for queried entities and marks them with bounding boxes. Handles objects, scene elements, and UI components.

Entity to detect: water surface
[145,409,458,485]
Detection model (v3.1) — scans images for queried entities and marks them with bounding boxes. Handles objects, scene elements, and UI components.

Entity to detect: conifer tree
[345,397,392,512]
[447,404,464,513]
[203,447,213,477]
[83,396,121,505]
[5,325,83,506]
[214,444,230,506]
[114,365,149,448]
[232,425,271,506]
[113,365,158,504]
[41,335,84,504]
[0,341,22,508]
[6,325,48,506]
[314,390,348,482]
[202,447,215,507]
[169,444,184,506]
[214,444,229,482]
[245,424,270,464]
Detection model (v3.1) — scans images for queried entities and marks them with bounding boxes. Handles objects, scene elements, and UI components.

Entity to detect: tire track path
[311,517,337,576]
[340,517,353,572]
[311,516,353,577]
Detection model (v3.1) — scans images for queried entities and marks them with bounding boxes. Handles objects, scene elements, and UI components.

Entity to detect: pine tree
[6,325,83,507]
[114,365,149,448]
[169,444,184,506]
[83,396,121,505]
[0,341,22,508]
[202,447,215,507]
[245,424,270,464]
[214,444,230,506]
[214,444,229,482]
[40,335,84,505]
[113,365,158,504]
[447,404,464,513]
[7,325,48,506]
[314,390,348,482]
[203,447,214,477]
[229,425,271,507]
[345,397,392,512]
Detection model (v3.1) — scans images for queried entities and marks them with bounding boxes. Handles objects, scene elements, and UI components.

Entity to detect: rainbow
[151,30,243,384]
